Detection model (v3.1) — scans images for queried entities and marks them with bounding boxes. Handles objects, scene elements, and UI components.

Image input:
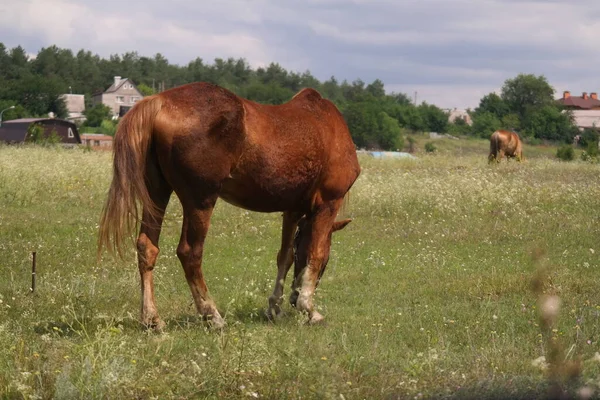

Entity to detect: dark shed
[0,118,82,144]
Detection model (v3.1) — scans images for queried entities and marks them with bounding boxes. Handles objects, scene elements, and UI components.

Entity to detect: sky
[0,0,598,109]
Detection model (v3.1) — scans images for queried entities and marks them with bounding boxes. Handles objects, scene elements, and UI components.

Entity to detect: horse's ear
[332,219,352,232]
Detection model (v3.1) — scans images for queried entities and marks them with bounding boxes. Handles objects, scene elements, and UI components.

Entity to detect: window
[68,127,74,138]
[116,96,124,103]
[94,140,100,146]
[130,96,140,103]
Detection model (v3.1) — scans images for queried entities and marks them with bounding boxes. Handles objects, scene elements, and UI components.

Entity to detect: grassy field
[1,139,599,399]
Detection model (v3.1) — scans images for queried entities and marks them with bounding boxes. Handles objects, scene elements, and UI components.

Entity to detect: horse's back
[151,82,359,212]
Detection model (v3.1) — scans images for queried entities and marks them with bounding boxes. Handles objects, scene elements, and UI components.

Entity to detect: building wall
[80,134,113,148]
[39,120,81,144]
[93,80,143,116]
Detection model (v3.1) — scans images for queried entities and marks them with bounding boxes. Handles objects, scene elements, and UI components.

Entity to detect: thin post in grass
[31,251,36,293]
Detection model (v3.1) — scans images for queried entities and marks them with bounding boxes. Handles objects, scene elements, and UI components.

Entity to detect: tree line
[453,74,579,144]
[0,43,579,149]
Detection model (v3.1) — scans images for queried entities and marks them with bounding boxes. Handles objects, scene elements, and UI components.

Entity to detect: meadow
[0,138,599,399]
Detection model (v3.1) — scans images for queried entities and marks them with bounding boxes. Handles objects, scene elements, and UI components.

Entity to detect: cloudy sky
[0,0,598,109]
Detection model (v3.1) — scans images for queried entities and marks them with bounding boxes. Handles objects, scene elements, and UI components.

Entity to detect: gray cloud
[0,0,598,108]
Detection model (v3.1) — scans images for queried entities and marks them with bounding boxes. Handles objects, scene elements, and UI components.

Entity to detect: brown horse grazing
[488,130,523,163]
[98,82,361,330]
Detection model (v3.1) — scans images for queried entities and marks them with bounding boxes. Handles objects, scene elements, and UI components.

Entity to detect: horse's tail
[98,95,164,258]
[489,131,499,163]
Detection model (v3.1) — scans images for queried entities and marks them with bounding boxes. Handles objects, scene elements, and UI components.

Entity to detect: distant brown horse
[488,130,523,163]
[98,82,361,330]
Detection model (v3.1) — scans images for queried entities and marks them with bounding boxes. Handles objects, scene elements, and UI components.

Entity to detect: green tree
[524,105,577,142]
[32,45,75,83]
[398,105,426,132]
[343,102,379,148]
[475,93,509,119]
[0,100,28,121]
[377,111,404,150]
[8,75,67,117]
[447,116,471,136]
[244,82,295,105]
[579,128,599,148]
[299,70,320,90]
[100,119,118,135]
[418,103,448,133]
[366,79,386,98]
[84,104,112,127]
[501,113,521,132]
[341,79,369,102]
[0,43,11,80]
[501,74,555,118]
[137,83,155,96]
[471,112,501,138]
[321,76,345,105]
[390,92,412,106]
[74,50,103,95]
[7,45,30,80]
[556,144,574,161]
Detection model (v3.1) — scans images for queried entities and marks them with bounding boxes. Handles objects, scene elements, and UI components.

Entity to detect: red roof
[558,96,600,109]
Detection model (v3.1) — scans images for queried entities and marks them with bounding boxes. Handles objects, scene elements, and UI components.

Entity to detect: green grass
[1,142,600,399]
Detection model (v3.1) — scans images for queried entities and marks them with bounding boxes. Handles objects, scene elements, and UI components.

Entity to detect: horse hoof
[308,311,325,325]
[143,318,165,333]
[266,306,282,321]
[267,296,283,320]
[207,315,226,330]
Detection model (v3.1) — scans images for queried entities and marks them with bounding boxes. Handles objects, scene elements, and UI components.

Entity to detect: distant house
[446,108,473,126]
[92,76,143,117]
[0,118,81,144]
[60,94,86,123]
[570,110,600,131]
[557,91,600,130]
[80,133,113,148]
[557,91,600,110]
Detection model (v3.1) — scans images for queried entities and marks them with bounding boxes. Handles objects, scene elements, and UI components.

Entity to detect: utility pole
[414,91,418,105]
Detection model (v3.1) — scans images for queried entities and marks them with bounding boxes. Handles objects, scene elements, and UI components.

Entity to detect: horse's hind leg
[497,149,505,163]
[177,198,225,329]
[294,199,343,324]
[137,180,172,332]
[267,211,303,320]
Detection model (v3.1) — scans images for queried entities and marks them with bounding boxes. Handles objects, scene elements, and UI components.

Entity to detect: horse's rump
[489,130,523,162]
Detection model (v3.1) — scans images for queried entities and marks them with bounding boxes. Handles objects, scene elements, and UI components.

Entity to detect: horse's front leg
[293,200,343,324]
